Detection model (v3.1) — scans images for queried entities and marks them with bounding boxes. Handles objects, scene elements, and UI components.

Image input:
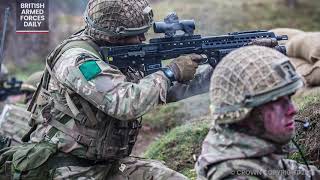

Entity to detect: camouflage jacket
[196,125,320,180]
[30,33,213,161]
[0,104,30,145]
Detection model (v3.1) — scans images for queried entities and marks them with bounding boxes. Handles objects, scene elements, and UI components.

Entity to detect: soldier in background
[0,65,9,111]
[196,46,320,180]
[0,71,42,146]
[0,0,214,179]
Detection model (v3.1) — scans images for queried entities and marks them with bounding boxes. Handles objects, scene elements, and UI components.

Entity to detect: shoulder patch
[79,60,102,81]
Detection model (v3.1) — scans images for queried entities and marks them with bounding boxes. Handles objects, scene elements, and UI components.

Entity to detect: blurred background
[0,0,319,79]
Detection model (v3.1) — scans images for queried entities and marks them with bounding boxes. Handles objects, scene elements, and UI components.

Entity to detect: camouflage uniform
[0,104,30,146]
[196,46,320,180]
[196,127,320,180]
[0,0,212,179]
[0,71,42,146]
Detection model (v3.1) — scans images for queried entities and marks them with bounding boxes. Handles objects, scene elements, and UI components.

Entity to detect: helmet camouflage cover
[84,0,154,39]
[210,46,303,124]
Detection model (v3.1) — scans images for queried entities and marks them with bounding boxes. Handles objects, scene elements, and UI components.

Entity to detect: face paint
[259,96,297,144]
[109,34,146,45]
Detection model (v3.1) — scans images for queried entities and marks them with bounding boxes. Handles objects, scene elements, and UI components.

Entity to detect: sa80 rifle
[100,12,288,75]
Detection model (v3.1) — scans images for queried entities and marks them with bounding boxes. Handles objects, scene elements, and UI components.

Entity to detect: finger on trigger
[189,54,204,63]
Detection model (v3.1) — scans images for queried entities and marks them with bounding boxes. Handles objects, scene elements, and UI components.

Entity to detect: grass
[144,120,210,179]
[287,142,308,164]
[293,93,320,111]
[143,102,186,132]
[7,56,45,80]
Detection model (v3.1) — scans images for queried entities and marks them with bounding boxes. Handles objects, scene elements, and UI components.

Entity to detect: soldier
[0,0,213,179]
[0,65,9,111]
[0,71,42,146]
[196,46,320,180]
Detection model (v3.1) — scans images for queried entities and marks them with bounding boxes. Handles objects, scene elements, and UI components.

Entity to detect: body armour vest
[28,31,142,161]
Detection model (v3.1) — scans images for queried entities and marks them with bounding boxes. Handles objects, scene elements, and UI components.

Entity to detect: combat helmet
[209,46,303,124]
[21,71,43,92]
[84,0,154,39]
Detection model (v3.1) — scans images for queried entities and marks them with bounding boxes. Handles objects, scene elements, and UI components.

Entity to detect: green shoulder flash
[79,60,102,81]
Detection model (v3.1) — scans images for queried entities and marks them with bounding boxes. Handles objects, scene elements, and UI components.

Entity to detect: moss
[144,120,210,179]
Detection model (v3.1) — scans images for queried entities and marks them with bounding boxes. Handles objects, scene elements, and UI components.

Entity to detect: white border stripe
[16,30,49,33]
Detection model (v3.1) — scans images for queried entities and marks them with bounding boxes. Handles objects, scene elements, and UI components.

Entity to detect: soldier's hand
[167,54,203,82]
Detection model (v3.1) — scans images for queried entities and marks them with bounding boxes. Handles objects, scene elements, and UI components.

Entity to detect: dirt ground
[131,125,163,156]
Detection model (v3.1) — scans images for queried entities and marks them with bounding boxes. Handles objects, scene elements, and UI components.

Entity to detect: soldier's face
[111,34,146,45]
[259,95,297,144]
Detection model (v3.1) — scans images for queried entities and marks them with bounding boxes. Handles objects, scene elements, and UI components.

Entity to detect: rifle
[100,12,288,75]
[0,77,23,101]
[0,7,23,101]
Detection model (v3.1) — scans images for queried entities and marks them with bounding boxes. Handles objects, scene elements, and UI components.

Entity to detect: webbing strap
[79,98,98,127]
[65,92,82,119]
[48,119,95,147]
[53,101,86,124]
[46,114,70,138]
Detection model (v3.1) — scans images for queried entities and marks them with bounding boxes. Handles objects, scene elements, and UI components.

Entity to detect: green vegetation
[8,56,44,80]
[288,142,308,164]
[144,120,210,179]
[293,88,320,110]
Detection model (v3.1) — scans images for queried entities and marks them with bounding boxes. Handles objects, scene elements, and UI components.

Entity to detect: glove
[166,54,203,82]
